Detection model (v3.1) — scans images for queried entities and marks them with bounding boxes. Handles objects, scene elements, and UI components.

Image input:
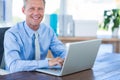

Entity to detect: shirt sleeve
[49,28,67,59]
[4,31,49,73]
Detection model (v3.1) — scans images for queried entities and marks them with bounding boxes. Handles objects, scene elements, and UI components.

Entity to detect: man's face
[22,0,45,30]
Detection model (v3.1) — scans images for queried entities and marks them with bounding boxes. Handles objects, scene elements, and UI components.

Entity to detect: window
[12,0,24,24]
[65,0,119,36]
[45,0,60,14]
[66,0,117,20]
[0,0,13,27]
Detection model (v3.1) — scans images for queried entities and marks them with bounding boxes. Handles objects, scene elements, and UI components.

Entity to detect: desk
[0,53,120,80]
[58,37,120,53]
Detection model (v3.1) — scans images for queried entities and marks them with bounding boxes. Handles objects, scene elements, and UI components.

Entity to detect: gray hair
[23,0,46,8]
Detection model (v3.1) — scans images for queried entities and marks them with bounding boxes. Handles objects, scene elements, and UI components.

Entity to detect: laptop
[36,39,101,76]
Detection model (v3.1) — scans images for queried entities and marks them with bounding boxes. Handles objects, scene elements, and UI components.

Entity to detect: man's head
[22,0,45,31]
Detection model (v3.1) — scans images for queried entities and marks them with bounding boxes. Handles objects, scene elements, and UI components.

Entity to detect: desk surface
[58,36,120,43]
[58,37,120,53]
[0,53,120,80]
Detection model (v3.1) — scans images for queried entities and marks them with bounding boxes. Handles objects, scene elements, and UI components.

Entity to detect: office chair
[0,27,10,75]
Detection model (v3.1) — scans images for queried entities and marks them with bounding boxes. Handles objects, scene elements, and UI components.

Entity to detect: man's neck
[28,24,40,31]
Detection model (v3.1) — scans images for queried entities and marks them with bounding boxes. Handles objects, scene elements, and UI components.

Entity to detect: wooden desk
[58,37,120,53]
[0,53,120,80]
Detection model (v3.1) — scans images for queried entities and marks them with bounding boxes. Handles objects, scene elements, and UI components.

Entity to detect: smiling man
[4,0,66,73]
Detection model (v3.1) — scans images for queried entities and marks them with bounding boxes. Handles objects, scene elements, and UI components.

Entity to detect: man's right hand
[48,57,64,67]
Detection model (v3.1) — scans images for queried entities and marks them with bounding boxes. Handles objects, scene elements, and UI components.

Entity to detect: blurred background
[1,0,120,54]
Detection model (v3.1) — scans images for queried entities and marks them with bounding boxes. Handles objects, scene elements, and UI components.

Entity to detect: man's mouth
[33,16,40,20]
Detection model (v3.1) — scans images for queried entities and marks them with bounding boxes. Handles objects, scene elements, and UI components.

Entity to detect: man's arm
[49,34,66,58]
[4,31,49,73]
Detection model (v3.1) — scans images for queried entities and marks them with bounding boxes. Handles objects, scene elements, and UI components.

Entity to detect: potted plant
[100,9,120,35]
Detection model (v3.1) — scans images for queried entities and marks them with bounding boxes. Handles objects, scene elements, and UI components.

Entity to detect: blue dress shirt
[4,21,66,73]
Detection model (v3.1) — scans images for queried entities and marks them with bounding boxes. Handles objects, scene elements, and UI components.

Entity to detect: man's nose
[33,9,40,15]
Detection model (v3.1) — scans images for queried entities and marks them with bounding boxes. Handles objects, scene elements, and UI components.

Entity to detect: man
[4,0,66,73]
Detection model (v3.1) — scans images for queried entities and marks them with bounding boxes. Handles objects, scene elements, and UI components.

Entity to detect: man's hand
[48,57,64,67]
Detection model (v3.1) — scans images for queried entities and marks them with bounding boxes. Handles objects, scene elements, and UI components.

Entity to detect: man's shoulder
[6,21,25,34]
[41,23,50,28]
[40,23,53,31]
[8,21,24,30]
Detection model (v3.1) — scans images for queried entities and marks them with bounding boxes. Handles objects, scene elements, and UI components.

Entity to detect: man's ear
[22,7,25,14]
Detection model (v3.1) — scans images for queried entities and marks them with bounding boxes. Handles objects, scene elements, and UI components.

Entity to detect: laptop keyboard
[42,68,61,73]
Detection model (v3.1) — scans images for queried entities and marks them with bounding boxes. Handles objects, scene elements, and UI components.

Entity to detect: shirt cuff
[37,59,49,68]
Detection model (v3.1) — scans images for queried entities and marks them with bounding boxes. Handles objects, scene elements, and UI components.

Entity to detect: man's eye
[29,8,34,11]
[38,8,44,11]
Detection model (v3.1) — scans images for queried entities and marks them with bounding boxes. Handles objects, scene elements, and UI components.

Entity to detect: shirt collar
[24,22,41,38]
